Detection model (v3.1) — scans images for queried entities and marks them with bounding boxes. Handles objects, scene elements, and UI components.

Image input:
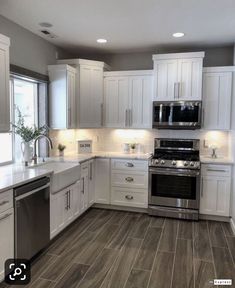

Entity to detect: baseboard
[230,218,235,235]
[93,203,148,214]
[199,214,230,222]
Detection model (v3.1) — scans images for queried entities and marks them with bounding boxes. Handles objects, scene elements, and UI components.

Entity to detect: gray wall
[0,15,73,75]
[76,46,234,71]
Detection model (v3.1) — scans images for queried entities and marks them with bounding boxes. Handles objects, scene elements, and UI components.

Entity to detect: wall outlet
[204,139,209,148]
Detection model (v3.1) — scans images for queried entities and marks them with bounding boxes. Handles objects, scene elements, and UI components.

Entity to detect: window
[12,78,38,162]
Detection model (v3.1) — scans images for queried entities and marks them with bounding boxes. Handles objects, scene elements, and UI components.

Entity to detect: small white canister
[123,143,130,154]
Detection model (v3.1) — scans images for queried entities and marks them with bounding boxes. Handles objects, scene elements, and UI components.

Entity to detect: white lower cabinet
[50,181,80,239]
[0,206,14,281]
[200,164,231,217]
[111,159,148,208]
[95,158,110,204]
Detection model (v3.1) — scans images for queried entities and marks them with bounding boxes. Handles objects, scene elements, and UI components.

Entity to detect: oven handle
[149,168,200,177]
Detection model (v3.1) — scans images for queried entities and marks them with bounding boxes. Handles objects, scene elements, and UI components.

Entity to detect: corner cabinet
[153,52,205,101]
[104,71,153,128]
[48,65,77,129]
[0,34,10,132]
[202,67,233,130]
[200,164,231,217]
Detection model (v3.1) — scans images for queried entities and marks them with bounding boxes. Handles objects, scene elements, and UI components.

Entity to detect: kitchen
[0,1,235,287]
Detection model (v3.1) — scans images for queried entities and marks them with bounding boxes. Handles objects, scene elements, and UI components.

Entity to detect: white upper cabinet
[153,52,204,101]
[0,34,10,132]
[104,76,129,128]
[57,58,109,128]
[104,70,153,128]
[48,64,77,129]
[202,67,233,130]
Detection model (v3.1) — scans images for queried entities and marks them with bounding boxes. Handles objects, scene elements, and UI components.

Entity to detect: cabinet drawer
[202,164,231,177]
[112,171,148,189]
[0,190,13,214]
[111,187,148,208]
[111,159,148,171]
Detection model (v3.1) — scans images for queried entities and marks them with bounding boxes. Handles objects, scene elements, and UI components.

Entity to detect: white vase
[21,142,31,165]
[59,150,64,157]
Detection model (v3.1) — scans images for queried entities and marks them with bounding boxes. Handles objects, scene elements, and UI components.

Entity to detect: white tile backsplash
[50,129,231,158]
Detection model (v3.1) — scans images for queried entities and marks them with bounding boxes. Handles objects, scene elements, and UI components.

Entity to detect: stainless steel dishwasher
[14,177,50,260]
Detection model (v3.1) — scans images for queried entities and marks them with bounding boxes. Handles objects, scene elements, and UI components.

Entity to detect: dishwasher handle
[14,177,50,198]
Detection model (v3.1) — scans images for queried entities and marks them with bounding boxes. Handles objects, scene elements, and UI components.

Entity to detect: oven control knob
[160,160,165,165]
[190,161,194,167]
[172,160,177,166]
[154,159,159,164]
[184,161,189,166]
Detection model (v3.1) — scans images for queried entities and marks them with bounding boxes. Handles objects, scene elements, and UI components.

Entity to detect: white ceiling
[0,0,235,54]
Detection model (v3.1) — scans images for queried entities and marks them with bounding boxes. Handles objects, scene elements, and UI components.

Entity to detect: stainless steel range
[148,138,200,220]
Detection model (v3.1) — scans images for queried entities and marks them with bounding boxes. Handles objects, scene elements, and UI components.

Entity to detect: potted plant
[58,144,66,157]
[12,108,47,164]
[130,143,136,153]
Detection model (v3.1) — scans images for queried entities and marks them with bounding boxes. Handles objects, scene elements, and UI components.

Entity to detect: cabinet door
[154,59,178,101]
[72,181,80,219]
[200,176,230,216]
[80,163,89,213]
[0,39,10,132]
[88,160,95,207]
[79,65,103,128]
[67,70,76,128]
[128,75,153,128]
[104,77,129,127]
[203,72,232,130]
[178,58,203,100]
[95,158,110,204]
[0,208,14,281]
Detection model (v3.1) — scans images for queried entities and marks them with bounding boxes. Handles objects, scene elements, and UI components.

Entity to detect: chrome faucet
[32,135,53,164]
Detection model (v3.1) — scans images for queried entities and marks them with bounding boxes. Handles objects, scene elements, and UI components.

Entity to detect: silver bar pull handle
[178,82,180,99]
[201,177,203,197]
[90,162,92,180]
[0,212,12,221]
[174,83,176,99]
[0,200,9,206]
[68,107,72,128]
[207,169,227,173]
[125,109,128,127]
[129,109,132,127]
[125,195,133,200]
[101,103,104,126]
[81,178,85,194]
[65,191,69,210]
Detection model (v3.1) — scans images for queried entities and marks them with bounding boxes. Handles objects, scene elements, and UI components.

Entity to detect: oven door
[152,101,201,129]
[149,167,200,209]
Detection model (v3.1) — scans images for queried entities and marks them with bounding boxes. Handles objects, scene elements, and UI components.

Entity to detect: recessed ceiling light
[97,38,107,43]
[39,22,53,28]
[173,32,185,38]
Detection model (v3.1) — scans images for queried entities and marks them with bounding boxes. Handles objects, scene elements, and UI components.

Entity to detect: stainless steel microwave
[152,101,202,129]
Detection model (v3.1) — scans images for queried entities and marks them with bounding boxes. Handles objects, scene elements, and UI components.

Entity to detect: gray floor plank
[208,221,227,248]
[134,227,162,270]
[159,219,179,252]
[75,224,119,265]
[172,239,194,288]
[124,269,150,288]
[128,214,151,239]
[42,231,95,281]
[194,221,213,262]
[53,263,89,288]
[221,222,235,237]
[212,247,235,285]
[226,236,235,264]
[87,210,114,233]
[194,260,215,288]
[29,279,55,288]
[77,248,118,288]
[108,211,129,225]
[102,237,142,288]
[150,216,165,228]
[106,215,140,250]
[178,220,193,239]
[148,251,174,288]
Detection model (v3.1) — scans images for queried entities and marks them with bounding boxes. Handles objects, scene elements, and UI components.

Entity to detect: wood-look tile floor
[1,208,235,288]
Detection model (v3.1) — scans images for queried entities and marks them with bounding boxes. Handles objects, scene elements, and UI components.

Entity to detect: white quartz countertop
[0,152,150,193]
[200,155,234,165]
